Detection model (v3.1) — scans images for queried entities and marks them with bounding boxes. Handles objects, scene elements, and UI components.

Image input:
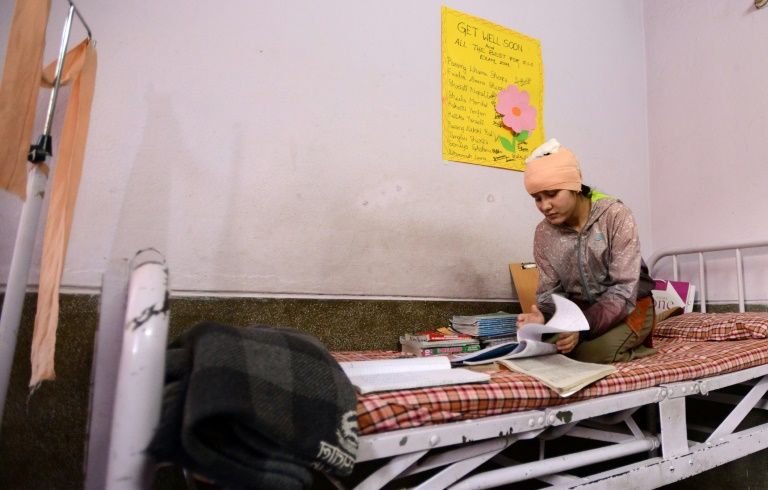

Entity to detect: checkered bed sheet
[334,337,768,435]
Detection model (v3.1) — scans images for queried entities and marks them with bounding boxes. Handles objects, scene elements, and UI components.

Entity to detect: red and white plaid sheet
[334,337,768,435]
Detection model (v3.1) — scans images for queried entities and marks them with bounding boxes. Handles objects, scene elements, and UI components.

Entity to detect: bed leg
[659,396,689,457]
[84,260,130,490]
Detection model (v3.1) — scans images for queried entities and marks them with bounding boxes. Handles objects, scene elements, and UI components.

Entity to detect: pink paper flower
[495,85,537,133]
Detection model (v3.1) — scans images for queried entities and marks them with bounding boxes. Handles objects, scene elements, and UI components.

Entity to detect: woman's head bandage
[523,138,582,195]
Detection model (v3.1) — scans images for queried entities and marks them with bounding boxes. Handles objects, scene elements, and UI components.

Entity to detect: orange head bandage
[523,145,582,195]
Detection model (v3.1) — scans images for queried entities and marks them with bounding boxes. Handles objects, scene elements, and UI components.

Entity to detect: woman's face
[531,189,578,226]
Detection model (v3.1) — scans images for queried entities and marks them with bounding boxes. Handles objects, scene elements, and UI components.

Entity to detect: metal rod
[672,255,679,281]
[649,241,768,270]
[698,252,707,312]
[450,437,658,490]
[65,0,92,39]
[736,248,745,312]
[354,451,427,490]
[403,437,516,476]
[649,241,768,311]
[414,452,499,490]
[42,4,75,138]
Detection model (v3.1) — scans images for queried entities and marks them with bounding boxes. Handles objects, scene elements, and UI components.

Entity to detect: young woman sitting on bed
[516,139,657,364]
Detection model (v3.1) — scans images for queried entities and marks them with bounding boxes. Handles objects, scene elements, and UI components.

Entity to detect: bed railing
[649,241,768,313]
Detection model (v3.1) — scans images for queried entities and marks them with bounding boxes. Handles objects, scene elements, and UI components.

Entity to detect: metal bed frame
[89,241,768,489]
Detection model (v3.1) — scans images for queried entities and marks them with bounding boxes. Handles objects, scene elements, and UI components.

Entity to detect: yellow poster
[441,7,544,171]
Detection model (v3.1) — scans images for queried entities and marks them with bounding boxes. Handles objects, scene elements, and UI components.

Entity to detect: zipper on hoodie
[576,231,594,304]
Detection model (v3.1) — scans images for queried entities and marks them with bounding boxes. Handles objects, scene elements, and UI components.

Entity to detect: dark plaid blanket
[148,322,358,489]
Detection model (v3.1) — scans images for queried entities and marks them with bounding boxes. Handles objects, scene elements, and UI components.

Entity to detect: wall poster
[441,7,544,171]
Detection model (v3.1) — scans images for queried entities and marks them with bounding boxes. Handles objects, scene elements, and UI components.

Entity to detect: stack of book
[450,311,518,340]
[400,329,481,357]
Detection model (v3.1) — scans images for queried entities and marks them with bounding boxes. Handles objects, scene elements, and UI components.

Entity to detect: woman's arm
[581,204,643,339]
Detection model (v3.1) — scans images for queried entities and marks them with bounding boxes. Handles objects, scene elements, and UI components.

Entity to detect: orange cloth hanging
[30,40,97,388]
[0,0,51,199]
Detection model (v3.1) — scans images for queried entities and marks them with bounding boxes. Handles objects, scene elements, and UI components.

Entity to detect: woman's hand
[555,332,579,354]
[517,305,545,329]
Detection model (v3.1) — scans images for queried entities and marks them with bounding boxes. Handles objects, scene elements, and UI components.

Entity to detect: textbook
[452,294,589,366]
[653,280,695,313]
[400,328,481,357]
[401,341,481,357]
[450,311,518,337]
[338,356,490,394]
[498,354,616,397]
[405,330,475,342]
[399,336,480,349]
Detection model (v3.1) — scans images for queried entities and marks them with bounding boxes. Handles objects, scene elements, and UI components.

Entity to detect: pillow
[654,312,768,341]
[657,306,684,322]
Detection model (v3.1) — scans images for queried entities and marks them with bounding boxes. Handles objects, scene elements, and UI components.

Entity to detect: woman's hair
[580,184,592,197]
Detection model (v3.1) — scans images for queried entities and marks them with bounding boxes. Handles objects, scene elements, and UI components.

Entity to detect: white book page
[505,339,556,357]
[338,356,491,394]
[499,354,616,397]
[518,294,589,341]
[348,368,490,394]
[339,356,448,377]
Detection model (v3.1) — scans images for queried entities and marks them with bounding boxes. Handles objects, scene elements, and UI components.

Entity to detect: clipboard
[509,262,539,314]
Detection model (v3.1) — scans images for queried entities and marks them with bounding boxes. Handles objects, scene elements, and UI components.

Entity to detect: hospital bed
[87,242,768,489]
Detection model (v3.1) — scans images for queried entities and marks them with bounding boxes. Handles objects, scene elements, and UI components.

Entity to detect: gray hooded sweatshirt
[533,196,654,340]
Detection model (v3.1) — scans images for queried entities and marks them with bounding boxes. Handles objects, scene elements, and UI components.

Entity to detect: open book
[338,356,490,394]
[498,355,616,397]
[452,294,589,366]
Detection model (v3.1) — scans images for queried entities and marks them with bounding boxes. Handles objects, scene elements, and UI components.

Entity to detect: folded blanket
[148,322,358,489]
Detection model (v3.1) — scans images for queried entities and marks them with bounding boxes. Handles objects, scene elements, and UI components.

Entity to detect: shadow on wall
[212,122,247,288]
[108,86,175,266]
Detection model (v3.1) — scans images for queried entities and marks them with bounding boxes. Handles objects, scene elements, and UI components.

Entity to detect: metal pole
[736,248,745,312]
[105,250,169,490]
[698,252,707,313]
[0,167,48,425]
[45,5,74,137]
[0,4,77,435]
[29,5,75,162]
[66,0,92,40]
[84,260,130,490]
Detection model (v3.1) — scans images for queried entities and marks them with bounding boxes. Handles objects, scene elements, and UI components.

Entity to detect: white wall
[644,1,768,301]
[0,1,651,300]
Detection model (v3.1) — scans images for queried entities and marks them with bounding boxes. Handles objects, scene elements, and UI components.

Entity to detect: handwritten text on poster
[442,7,544,171]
